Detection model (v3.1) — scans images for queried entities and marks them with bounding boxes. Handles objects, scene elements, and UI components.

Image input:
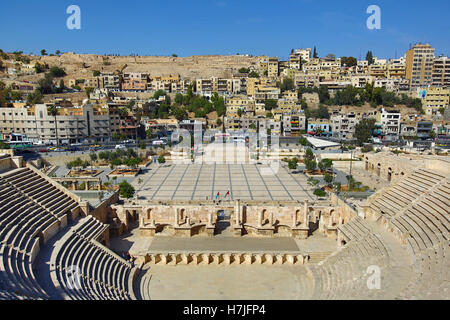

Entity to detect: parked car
[115,144,126,150]
[152,140,165,146]
[39,148,49,153]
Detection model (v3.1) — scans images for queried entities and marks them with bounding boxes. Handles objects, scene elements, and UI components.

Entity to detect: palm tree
[47,106,59,146]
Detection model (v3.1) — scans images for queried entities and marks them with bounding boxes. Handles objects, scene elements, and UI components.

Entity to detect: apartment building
[0,104,116,144]
[267,57,279,78]
[247,77,280,100]
[282,112,306,136]
[226,95,255,116]
[405,43,435,88]
[307,119,332,136]
[122,79,147,92]
[330,106,377,140]
[123,72,148,81]
[289,54,302,70]
[432,55,450,87]
[419,87,450,116]
[351,75,374,88]
[273,99,302,115]
[232,74,248,94]
[224,116,259,132]
[294,48,311,63]
[374,78,410,92]
[368,64,387,78]
[102,74,121,90]
[195,77,233,95]
[294,72,319,88]
[259,118,281,135]
[386,60,406,79]
[400,121,417,138]
[376,107,402,140]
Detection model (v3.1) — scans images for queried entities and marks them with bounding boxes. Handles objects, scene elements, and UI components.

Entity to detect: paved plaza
[134,163,315,201]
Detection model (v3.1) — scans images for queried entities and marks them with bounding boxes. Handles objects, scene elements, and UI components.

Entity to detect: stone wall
[110,199,351,240]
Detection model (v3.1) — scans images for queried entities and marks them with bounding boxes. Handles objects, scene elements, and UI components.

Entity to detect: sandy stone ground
[143,264,313,300]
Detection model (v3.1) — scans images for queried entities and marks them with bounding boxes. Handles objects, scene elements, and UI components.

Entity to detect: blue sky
[1,0,449,59]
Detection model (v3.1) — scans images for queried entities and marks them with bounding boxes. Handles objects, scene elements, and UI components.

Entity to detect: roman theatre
[0,152,449,300]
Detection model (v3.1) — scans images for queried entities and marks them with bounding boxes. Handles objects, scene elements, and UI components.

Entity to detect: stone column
[303,200,309,225]
[207,212,212,226]
[292,210,297,227]
[85,181,89,190]
[234,200,240,225]
[174,207,179,227]
[269,212,273,226]
[258,211,263,228]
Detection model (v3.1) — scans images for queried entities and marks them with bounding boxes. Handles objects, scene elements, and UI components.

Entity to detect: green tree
[47,105,59,146]
[318,158,333,172]
[316,104,330,119]
[41,49,47,56]
[305,159,317,172]
[341,56,357,67]
[89,153,98,162]
[304,148,315,161]
[49,66,66,77]
[429,130,436,139]
[299,137,309,146]
[158,155,166,164]
[248,71,259,78]
[93,70,101,77]
[85,87,94,99]
[288,158,298,170]
[313,46,318,58]
[313,188,327,197]
[318,85,330,104]
[366,51,374,65]
[153,89,166,100]
[26,90,43,105]
[324,173,333,185]
[112,132,121,141]
[119,181,135,199]
[279,78,294,91]
[354,118,376,146]
[140,141,146,149]
[264,99,278,111]
[38,73,56,94]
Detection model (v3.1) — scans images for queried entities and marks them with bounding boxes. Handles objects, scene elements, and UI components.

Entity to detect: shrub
[288,158,298,170]
[324,173,333,184]
[158,155,166,164]
[314,189,327,197]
